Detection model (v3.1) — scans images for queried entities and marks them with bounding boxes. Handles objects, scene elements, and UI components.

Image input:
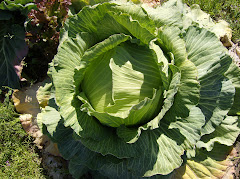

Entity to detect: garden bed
[1,0,240,178]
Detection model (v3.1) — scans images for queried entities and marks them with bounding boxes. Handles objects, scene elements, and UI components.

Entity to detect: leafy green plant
[0,0,36,89]
[37,0,240,178]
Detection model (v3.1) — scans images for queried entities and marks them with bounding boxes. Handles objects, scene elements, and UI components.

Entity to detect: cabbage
[0,0,36,89]
[37,0,240,178]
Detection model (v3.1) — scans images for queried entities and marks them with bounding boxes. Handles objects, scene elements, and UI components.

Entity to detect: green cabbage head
[37,0,240,178]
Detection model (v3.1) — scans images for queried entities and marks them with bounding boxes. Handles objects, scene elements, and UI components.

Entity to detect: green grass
[182,0,240,43]
[0,89,47,178]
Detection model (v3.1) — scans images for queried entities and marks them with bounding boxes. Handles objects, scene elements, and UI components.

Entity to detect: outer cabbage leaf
[224,62,240,115]
[0,0,35,89]
[172,144,236,179]
[184,26,236,136]
[143,0,231,39]
[142,0,184,28]
[197,116,240,151]
[0,0,36,16]
[182,3,232,39]
[0,22,28,89]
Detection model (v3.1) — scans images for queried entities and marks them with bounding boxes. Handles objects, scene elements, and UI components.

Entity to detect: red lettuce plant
[23,0,71,82]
